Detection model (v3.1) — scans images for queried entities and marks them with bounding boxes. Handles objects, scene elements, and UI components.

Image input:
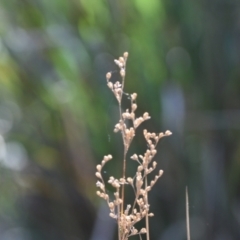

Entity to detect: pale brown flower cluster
[96,52,172,240]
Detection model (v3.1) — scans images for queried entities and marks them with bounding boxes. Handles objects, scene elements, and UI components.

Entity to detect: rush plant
[95,52,172,240]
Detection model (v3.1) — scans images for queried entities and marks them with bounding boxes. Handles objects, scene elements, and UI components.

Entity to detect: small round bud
[151,149,157,155]
[131,154,138,160]
[165,130,172,136]
[107,82,113,89]
[120,69,125,77]
[96,191,101,196]
[159,132,164,138]
[96,165,102,171]
[127,177,133,184]
[140,228,147,233]
[119,57,124,63]
[146,186,151,191]
[95,172,101,178]
[143,112,150,120]
[96,181,102,187]
[108,176,114,184]
[131,93,137,100]
[106,72,111,80]
[132,103,137,112]
[152,161,157,168]
[123,52,129,58]
[159,169,164,177]
[109,213,116,218]
[108,202,114,208]
[137,165,143,172]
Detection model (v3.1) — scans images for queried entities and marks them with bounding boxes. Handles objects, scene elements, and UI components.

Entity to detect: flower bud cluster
[105,52,129,103]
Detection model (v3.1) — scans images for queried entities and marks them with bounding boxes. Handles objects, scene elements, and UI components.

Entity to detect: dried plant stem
[186,186,191,240]
[119,70,126,218]
[117,188,121,240]
[121,150,127,216]
[145,177,150,240]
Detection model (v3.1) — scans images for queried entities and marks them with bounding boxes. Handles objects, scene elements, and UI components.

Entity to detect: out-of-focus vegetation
[0,0,240,239]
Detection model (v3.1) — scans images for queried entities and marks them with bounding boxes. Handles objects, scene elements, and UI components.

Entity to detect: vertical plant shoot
[95,52,172,240]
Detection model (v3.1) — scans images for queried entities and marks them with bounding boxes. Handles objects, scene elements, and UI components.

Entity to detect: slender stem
[117,56,128,240]
[145,176,150,240]
[121,149,127,214]
[119,101,126,217]
[119,69,126,217]
[117,188,121,240]
[186,186,191,240]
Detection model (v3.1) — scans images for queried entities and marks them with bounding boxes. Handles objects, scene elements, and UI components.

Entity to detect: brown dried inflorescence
[96,52,172,240]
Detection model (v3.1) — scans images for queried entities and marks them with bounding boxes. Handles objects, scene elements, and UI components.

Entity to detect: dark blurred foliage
[0,0,240,239]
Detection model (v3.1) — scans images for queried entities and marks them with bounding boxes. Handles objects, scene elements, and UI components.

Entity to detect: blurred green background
[1,0,240,239]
